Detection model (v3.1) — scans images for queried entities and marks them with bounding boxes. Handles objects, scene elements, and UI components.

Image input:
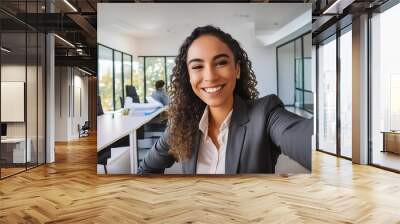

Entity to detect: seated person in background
[151,80,170,106]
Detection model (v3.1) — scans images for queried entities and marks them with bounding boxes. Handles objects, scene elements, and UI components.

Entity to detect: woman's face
[186,35,240,109]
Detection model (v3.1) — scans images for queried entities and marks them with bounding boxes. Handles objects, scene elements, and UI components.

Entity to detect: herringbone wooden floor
[1,134,400,223]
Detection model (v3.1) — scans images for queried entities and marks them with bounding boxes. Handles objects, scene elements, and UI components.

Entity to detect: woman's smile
[202,84,225,94]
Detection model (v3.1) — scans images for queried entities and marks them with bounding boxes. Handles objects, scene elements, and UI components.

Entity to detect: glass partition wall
[277,32,313,113]
[0,6,46,179]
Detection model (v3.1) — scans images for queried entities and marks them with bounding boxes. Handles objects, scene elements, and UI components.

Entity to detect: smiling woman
[138,25,312,174]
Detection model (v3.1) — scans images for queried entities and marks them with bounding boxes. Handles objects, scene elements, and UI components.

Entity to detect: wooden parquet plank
[1,134,400,223]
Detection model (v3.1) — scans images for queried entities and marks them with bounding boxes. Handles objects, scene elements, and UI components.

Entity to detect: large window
[166,56,176,88]
[316,25,353,159]
[123,54,132,92]
[370,2,400,171]
[277,32,313,113]
[132,57,145,102]
[98,52,175,107]
[317,35,337,155]
[340,27,352,158]
[114,51,123,110]
[98,45,113,111]
[97,44,134,111]
[139,56,176,101]
[144,57,166,101]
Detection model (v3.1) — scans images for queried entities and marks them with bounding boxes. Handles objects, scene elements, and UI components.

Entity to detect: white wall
[55,67,68,141]
[54,67,89,141]
[98,27,139,57]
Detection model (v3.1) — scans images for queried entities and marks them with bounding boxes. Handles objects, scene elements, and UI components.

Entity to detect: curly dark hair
[168,25,259,161]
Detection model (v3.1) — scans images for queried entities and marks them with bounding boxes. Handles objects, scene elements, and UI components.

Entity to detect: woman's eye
[216,60,228,67]
[191,65,203,70]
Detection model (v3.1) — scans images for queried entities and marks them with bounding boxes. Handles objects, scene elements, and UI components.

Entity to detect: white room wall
[98,27,139,57]
[55,66,69,141]
[71,73,89,139]
[55,67,89,141]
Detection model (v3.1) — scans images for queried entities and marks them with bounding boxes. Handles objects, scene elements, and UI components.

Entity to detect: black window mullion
[336,31,341,157]
[301,36,305,111]
[276,47,279,98]
[143,57,147,101]
[36,30,39,167]
[367,12,373,165]
[122,53,125,103]
[24,1,28,170]
[316,44,320,150]
[112,50,115,111]
[164,57,167,87]
[293,40,296,106]
[131,56,133,86]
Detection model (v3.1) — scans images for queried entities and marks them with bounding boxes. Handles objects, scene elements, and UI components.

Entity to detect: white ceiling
[98,3,311,40]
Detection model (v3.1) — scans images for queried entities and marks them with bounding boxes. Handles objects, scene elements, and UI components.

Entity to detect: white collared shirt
[196,106,233,174]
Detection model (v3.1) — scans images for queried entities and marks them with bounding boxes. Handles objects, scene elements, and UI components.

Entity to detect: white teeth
[204,85,222,93]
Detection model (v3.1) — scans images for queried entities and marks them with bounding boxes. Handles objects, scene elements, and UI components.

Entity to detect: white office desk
[1,137,32,163]
[97,106,167,174]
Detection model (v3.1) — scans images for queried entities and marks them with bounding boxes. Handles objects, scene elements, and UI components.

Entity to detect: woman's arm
[267,106,313,171]
[137,127,176,174]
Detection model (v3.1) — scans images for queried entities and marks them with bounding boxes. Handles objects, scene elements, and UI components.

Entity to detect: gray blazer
[139,94,312,174]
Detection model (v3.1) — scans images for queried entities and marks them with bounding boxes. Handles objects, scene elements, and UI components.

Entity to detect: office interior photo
[0,0,97,180]
[0,0,400,223]
[96,3,313,174]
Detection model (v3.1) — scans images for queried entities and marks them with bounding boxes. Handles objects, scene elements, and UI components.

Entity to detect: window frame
[276,31,313,114]
[97,43,134,111]
[138,56,176,101]
[315,23,353,161]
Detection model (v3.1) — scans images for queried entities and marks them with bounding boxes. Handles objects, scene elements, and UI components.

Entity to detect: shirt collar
[198,106,233,140]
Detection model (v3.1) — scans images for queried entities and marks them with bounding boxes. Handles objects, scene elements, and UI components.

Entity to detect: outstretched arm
[138,128,176,174]
[267,107,313,171]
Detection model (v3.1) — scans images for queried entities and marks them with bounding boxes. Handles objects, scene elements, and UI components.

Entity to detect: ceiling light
[54,34,75,48]
[63,0,78,12]
[323,0,354,15]
[1,47,11,53]
[78,67,92,76]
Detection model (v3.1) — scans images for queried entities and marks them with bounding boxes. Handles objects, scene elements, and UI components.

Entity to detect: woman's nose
[203,65,218,81]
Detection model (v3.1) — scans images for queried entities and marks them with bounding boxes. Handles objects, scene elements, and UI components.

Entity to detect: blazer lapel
[182,129,201,174]
[225,96,249,174]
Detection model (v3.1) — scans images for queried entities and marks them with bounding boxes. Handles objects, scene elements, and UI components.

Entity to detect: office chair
[126,85,140,103]
[79,121,90,138]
